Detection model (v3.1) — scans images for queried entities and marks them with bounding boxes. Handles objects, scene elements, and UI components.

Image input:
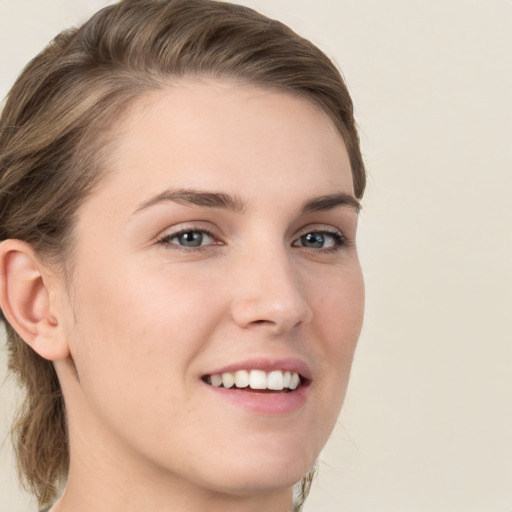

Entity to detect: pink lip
[200,357,312,416]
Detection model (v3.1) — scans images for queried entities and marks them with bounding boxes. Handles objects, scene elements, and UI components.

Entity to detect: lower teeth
[238,387,290,393]
[215,385,292,392]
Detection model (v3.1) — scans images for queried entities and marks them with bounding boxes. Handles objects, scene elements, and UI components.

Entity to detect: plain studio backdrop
[1,1,511,511]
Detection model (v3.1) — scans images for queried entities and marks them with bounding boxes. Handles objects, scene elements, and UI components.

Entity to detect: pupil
[180,232,202,247]
[304,233,324,248]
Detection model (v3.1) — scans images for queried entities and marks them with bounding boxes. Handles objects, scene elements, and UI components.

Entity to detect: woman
[0,1,366,511]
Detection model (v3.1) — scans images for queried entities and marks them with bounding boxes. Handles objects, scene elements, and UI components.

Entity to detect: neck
[52,475,294,512]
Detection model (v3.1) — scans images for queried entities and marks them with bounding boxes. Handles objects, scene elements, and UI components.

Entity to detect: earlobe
[0,240,70,361]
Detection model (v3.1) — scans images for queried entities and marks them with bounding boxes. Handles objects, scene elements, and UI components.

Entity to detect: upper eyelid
[157,228,220,252]
[293,224,345,238]
[155,222,348,243]
[297,226,342,234]
[157,222,219,239]
[292,226,351,252]
[159,227,218,244]
[293,230,344,241]
[163,226,215,236]
[163,228,214,239]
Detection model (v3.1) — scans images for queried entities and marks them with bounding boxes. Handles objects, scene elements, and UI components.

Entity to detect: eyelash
[157,227,218,251]
[292,230,347,252]
[157,227,347,252]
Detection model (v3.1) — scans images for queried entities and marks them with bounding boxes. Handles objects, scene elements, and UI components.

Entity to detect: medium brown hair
[0,0,366,508]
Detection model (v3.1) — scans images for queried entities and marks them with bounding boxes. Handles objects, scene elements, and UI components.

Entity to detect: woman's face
[58,80,364,497]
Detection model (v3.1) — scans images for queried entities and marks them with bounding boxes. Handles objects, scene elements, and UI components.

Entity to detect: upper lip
[203,357,312,381]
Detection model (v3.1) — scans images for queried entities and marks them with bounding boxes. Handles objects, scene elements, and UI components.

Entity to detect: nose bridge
[230,238,313,332]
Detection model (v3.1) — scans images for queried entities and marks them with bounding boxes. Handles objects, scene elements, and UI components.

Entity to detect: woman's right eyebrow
[133,188,246,214]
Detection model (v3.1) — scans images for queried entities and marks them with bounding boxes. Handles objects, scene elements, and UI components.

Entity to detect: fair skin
[0,79,364,512]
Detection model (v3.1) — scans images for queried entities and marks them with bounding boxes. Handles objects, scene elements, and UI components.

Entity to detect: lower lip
[203,382,309,415]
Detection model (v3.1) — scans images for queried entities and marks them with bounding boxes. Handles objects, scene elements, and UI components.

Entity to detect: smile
[203,369,302,391]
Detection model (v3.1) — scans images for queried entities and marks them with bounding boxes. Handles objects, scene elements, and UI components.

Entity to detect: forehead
[109,79,351,186]
[77,78,354,229]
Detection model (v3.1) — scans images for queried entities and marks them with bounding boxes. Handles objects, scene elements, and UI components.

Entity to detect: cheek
[316,264,364,351]
[66,259,226,412]
[62,262,232,469]
[310,266,364,415]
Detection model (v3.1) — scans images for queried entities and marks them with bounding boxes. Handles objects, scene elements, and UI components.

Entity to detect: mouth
[200,358,312,414]
[201,369,307,393]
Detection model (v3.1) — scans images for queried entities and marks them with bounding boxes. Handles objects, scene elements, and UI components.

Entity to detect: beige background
[1,1,511,511]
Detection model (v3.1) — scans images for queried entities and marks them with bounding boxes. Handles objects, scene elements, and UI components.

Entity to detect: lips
[201,358,311,414]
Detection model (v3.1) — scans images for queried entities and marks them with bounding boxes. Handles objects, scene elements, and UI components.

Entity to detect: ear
[0,239,70,361]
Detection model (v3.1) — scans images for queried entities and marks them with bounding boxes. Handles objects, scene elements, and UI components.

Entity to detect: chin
[188,440,317,498]
[199,466,308,499]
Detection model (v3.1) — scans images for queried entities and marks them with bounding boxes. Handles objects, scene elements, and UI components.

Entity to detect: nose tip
[230,262,313,333]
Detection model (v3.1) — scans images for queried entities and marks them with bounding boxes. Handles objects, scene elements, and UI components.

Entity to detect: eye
[159,229,216,248]
[293,230,345,250]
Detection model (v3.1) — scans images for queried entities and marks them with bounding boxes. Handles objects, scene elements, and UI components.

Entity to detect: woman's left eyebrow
[301,193,361,214]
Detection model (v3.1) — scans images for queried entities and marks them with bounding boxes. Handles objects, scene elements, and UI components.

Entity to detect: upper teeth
[208,370,301,390]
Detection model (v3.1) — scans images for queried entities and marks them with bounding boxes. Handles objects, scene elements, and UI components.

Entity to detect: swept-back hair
[0,0,365,507]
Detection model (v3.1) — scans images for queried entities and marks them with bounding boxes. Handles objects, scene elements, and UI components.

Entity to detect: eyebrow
[301,193,361,214]
[135,189,246,214]
[134,188,360,215]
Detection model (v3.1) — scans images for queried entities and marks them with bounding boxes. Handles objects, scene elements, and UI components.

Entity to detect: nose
[230,246,313,334]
